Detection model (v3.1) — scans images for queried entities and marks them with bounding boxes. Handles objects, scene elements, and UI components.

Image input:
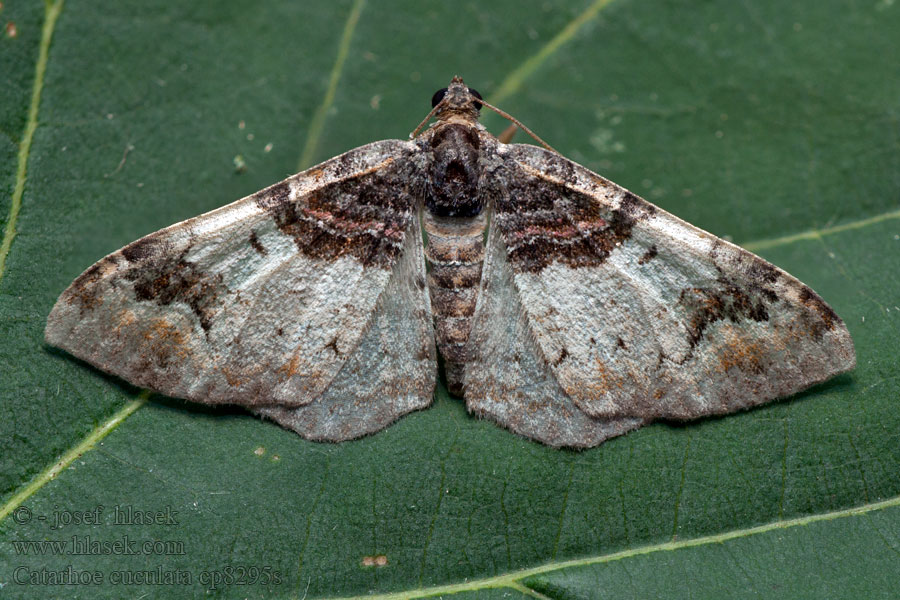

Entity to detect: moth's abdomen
[424,210,486,396]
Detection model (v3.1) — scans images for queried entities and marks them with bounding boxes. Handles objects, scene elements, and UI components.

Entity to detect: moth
[46,77,855,448]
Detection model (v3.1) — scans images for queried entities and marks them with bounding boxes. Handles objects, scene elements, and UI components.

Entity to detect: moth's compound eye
[468,87,483,110]
[431,88,448,108]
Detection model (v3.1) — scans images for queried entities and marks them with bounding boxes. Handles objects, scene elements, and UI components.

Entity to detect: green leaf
[2,0,899,598]
[521,501,900,599]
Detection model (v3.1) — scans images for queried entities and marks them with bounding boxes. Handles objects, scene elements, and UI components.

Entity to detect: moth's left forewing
[46,140,437,435]
[493,144,855,422]
[254,209,437,441]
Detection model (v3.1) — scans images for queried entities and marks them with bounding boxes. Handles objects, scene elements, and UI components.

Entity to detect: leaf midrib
[331,494,900,600]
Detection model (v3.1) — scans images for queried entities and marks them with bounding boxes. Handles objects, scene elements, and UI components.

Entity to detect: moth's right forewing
[46,140,426,409]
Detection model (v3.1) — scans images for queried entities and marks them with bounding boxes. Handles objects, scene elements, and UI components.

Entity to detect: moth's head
[431,76,482,121]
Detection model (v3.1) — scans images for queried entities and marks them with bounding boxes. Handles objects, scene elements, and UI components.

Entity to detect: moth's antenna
[479,98,557,154]
[410,103,443,139]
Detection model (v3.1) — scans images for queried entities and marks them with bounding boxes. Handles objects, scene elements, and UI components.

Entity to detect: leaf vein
[488,0,620,107]
[334,495,900,600]
[296,0,366,171]
[297,455,330,581]
[0,0,65,284]
[417,426,459,585]
[551,460,575,559]
[743,209,900,252]
[671,432,693,541]
[779,409,790,519]
[0,393,148,524]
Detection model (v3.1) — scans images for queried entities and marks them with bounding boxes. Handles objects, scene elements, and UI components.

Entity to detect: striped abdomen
[424,210,486,395]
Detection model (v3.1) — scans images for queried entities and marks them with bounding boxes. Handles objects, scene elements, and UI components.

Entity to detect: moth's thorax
[424,122,484,218]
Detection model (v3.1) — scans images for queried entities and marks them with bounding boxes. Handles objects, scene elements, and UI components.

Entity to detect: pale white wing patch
[495,145,855,423]
[255,213,436,441]
[46,140,436,429]
[464,222,645,448]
